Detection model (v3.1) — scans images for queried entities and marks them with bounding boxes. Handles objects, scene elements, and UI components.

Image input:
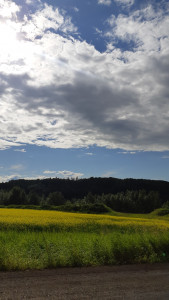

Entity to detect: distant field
[0,208,169,270]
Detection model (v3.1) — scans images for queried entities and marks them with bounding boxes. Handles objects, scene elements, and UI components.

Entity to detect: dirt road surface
[0,264,169,299]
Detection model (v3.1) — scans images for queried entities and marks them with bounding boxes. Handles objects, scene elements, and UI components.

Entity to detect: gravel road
[0,264,169,299]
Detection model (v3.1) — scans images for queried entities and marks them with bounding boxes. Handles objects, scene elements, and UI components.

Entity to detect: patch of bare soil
[0,264,169,299]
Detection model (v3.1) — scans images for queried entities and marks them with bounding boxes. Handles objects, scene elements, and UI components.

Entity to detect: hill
[0,177,169,203]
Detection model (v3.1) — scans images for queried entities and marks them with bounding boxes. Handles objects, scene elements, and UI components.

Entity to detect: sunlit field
[1,208,169,231]
[0,208,169,270]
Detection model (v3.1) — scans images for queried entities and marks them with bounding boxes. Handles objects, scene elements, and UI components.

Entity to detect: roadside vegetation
[0,208,169,270]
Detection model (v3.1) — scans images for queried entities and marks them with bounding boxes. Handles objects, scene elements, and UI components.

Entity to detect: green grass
[0,230,169,271]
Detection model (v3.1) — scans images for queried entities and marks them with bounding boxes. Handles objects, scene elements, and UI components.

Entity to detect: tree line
[0,177,169,200]
[0,185,162,213]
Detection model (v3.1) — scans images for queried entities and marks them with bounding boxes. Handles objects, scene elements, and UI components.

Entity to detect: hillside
[0,177,169,203]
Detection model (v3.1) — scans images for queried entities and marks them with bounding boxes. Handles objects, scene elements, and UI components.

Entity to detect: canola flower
[0,208,169,232]
[0,208,169,270]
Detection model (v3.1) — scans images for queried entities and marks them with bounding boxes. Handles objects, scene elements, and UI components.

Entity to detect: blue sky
[0,0,169,182]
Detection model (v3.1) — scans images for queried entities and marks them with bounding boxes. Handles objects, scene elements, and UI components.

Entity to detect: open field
[0,208,169,270]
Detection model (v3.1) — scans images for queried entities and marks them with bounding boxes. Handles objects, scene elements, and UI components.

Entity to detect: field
[0,208,169,270]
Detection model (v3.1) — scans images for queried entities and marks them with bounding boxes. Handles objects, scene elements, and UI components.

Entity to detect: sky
[0,0,169,182]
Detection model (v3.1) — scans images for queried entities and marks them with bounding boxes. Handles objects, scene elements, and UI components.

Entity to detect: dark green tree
[28,191,41,205]
[8,186,27,205]
[0,190,9,205]
[47,191,65,206]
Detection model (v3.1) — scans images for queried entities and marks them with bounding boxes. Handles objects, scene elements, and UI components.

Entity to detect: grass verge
[0,230,169,270]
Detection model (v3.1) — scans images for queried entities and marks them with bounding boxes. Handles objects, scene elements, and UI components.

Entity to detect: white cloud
[106,5,169,53]
[0,140,24,151]
[56,170,84,179]
[14,148,26,152]
[43,170,57,174]
[98,0,111,5]
[21,3,77,41]
[85,152,94,156]
[0,169,82,182]
[0,0,20,18]
[43,170,84,179]
[102,171,116,177]
[25,0,34,4]
[0,174,49,183]
[118,151,136,154]
[25,0,33,4]
[23,175,48,180]
[0,174,21,183]
[73,7,79,12]
[0,1,169,152]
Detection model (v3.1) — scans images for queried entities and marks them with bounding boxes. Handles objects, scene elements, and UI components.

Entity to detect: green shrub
[151,208,169,216]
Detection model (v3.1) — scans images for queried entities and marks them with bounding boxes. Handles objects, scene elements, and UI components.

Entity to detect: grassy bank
[0,208,169,270]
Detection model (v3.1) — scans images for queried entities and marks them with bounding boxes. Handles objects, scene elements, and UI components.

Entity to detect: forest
[0,177,169,213]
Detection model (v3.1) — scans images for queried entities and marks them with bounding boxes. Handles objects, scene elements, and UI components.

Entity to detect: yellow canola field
[0,208,169,231]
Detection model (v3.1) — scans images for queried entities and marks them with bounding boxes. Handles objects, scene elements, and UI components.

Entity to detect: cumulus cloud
[0,174,49,183]
[22,3,77,41]
[106,5,169,53]
[0,174,21,183]
[0,0,20,19]
[98,0,111,6]
[0,1,169,151]
[43,170,84,178]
